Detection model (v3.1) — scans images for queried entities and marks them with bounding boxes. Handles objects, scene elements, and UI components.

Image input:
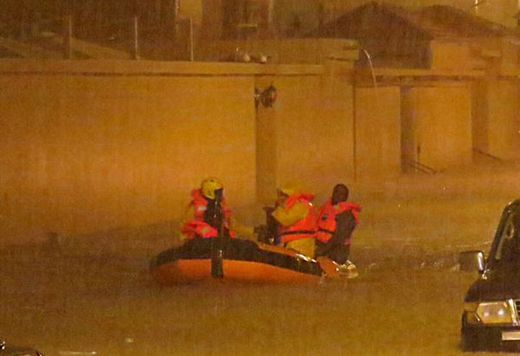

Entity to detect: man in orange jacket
[270,187,317,258]
[315,184,361,278]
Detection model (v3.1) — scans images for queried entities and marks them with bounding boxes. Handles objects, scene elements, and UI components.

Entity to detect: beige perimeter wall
[485,80,520,160]
[0,58,507,244]
[0,60,357,244]
[401,84,473,171]
[255,62,355,203]
[0,61,257,243]
[355,86,401,181]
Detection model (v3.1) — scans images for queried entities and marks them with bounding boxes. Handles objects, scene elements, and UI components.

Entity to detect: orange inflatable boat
[150,238,338,285]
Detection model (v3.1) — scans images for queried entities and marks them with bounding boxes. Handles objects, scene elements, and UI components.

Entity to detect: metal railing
[473,148,504,163]
[403,159,438,175]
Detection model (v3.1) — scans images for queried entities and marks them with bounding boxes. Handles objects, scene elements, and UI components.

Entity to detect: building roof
[414,5,517,39]
[322,2,517,40]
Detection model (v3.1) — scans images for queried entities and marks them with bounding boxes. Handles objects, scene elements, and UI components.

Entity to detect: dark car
[0,339,43,356]
[459,199,520,351]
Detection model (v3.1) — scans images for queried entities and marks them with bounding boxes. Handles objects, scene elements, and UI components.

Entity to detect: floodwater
[0,252,499,356]
[1,163,520,355]
[0,249,468,355]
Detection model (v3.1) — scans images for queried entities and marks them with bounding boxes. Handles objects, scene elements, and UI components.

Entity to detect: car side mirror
[459,250,485,273]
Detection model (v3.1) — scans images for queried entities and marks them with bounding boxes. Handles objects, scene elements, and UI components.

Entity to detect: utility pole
[188,17,194,61]
[131,0,140,60]
[62,0,73,59]
[19,1,28,41]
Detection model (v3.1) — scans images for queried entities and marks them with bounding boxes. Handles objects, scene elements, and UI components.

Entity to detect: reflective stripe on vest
[182,220,218,239]
[279,194,318,244]
[182,189,234,239]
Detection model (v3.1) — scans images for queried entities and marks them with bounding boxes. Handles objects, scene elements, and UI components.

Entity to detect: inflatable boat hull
[150,239,324,285]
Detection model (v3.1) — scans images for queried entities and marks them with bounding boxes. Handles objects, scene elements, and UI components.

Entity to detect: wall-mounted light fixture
[255,84,277,109]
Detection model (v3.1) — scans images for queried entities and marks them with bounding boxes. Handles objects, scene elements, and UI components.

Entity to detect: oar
[211,197,225,279]
[316,256,341,279]
[256,242,300,257]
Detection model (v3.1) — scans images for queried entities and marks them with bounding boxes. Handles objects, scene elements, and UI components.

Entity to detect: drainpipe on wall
[353,82,357,182]
[353,48,378,181]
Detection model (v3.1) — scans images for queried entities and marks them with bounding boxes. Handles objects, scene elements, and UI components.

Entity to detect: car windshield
[494,213,519,262]
[494,212,520,262]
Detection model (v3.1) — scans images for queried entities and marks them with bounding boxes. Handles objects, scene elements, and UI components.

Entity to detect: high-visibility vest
[182,189,235,239]
[279,194,318,244]
[315,200,361,245]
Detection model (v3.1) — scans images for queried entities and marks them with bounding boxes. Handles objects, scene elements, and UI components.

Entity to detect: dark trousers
[315,240,350,265]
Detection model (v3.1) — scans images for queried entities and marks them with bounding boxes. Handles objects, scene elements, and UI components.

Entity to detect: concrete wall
[0,60,358,244]
[472,78,520,161]
[401,84,473,170]
[0,57,514,245]
[0,61,257,243]
[255,78,278,204]
[429,40,486,71]
[471,80,489,154]
[355,86,401,181]
[255,61,355,203]
[485,79,520,160]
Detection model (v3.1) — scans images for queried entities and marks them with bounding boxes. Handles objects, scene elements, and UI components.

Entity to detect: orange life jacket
[315,200,361,245]
[182,189,235,239]
[279,193,318,244]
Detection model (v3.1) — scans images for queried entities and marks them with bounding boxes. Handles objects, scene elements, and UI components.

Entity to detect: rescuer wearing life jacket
[181,177,253,242]
[181,177,235,240]
[315,184,361,278]
[270,187,318,258]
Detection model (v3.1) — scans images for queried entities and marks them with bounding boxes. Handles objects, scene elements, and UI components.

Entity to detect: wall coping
[365,67,486,78]
[0,59,324,77]
[354,67,487,87]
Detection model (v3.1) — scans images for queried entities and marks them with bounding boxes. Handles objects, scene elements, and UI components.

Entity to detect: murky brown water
[0,248,491,356]
[2,166,519,355]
